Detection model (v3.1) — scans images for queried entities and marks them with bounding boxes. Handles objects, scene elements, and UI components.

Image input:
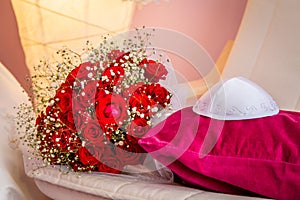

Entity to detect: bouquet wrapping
[19,32,174,174]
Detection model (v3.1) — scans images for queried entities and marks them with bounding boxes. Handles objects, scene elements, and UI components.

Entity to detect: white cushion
[31,166,265,200]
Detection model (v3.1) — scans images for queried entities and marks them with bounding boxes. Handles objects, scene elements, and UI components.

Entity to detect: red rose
[36,112,45,125]
[124,134,140,148]
[129,93,155,111]
[72,95,87,112]
[145,83,171,108]
[45,104,62,122]
[75,62,99,81]
[36,112,46,132]
[97,79,112,92]
[97,162,123,174]
[129,92,155,121]
[116,147,145,165]
[51,127,74,152]
[107,50,126,61]
[96,94,128,127]
[86,144,107,161]
[59,110,76,131]
[55,83,73,113]
[95,87,109,101]
[78,146,100,166]
[76,80,99,107]
[65,62,97,85]
[109,51,132,65]
[115,135,146,165]
[73,87,106,118]
[121,82,145,100]
[139,59,168,82]
[97,149,125,173]
[72,110,89,131]
[69,161,94,172]
[126,122,150,138]
[81,119,105,145]
[101,123,119,141]
[133,117,149,127]
[101,65,124,87]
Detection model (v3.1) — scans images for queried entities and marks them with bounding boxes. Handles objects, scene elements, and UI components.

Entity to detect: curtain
[11,0,136,74]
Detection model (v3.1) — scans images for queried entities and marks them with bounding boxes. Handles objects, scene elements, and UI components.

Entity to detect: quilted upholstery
[31,166,267,200]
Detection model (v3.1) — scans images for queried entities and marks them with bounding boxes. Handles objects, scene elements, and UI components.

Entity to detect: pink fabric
[139,107,300,199]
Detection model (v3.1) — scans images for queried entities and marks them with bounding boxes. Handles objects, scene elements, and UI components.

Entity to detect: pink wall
[0,0,247,88]
[130,0,247,80]
[0,0,31,93]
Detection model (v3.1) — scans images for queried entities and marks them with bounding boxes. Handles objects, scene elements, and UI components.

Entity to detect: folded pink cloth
[139,107,300,199]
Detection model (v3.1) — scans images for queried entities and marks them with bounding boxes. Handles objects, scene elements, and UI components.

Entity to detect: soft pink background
[0,0,247,87]
[130,0,247,80]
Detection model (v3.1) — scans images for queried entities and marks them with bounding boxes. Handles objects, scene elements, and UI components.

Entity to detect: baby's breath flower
[15,27,172,174]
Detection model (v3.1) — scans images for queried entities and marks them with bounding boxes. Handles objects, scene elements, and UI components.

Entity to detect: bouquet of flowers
[18,30,173,174]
